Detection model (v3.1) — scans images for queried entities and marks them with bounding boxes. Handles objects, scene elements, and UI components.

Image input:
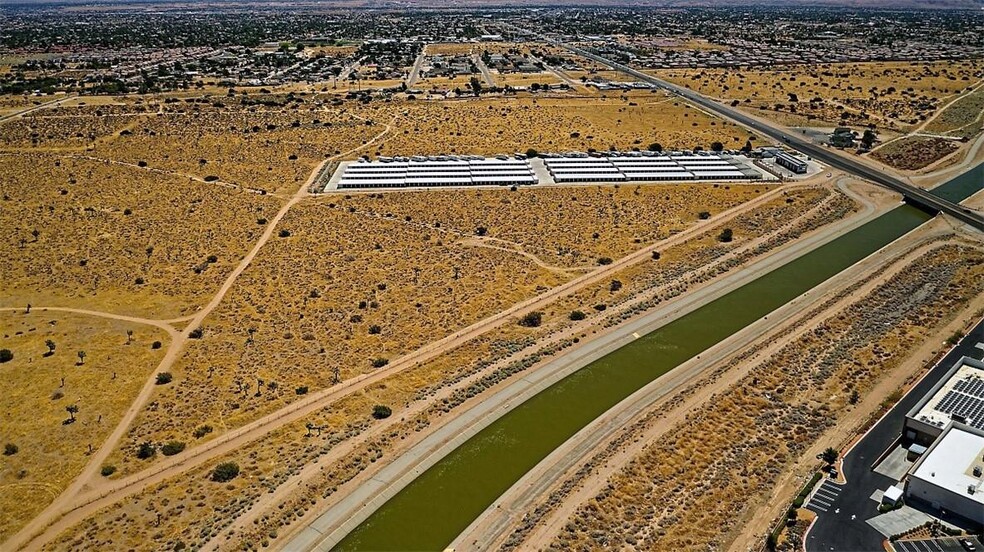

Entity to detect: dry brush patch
[870,136,961,171]
[334,183,772,269]
[547,242,984,552]
[923,84,984,137]
[99,104,385,196]
[103,199,569,476]
[0,311,168,540]
[654,60,984,130]
[39,184,831,552]
[369,95,744,156]
[0,152,282,318]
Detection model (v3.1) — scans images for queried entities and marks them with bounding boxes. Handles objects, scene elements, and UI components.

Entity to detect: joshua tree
[45,339,56,356]
[77,350,86,365]
[126,330,133,344]
[66,404,79,422]
[332,365,341,385]
[305,422,314,437]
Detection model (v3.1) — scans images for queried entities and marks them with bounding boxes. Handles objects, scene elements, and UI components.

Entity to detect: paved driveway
[806,319,984,552]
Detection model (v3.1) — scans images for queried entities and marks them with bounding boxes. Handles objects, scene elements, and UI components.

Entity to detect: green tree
[647,142,663,152]
[861,129,877,150]
[710,141,724,152]
[136,441,156,459]
[65,404,79,422]
[161,441,186,456]
[211,462,240,482]
[372,405,392,419]
[519,311,543,328]
[821,447,839,465]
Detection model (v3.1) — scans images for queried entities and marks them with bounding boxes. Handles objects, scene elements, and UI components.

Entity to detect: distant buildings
[775,151,808,174]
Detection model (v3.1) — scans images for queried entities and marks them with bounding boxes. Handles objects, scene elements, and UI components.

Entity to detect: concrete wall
[906,476,984,524]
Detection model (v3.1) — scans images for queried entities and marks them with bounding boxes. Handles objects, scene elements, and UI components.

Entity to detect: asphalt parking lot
[806,318,984,552]
[893,536,982,552]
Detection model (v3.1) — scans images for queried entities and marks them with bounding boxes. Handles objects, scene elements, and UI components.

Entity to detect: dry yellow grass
[103,182,767,476]
[652,60,984,130]
[496,73,563,88]
[37,184,848,552]
[369,95,746,156]
[0,310,168,541]
[0,152,282,318]
[549,242,984,551]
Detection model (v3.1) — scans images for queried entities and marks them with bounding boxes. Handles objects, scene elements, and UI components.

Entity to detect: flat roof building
[906,356,984,445]
[905,423,984,524]
[775,151,808,174]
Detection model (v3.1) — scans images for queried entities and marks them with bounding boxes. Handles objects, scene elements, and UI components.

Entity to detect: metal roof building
[335,158,538,189]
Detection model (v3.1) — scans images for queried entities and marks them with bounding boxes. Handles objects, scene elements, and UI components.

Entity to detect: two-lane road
[549,38,984,232]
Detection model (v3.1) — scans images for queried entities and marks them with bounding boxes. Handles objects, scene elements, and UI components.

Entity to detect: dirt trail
[204,179,864,551]
[0,306,181,338]
[10,175,806,551]
[0,94,78,123]
[4,117,395,552]
[509,224,972,552]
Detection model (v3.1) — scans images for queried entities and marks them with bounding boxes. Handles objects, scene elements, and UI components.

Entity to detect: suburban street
[806,317,984,552]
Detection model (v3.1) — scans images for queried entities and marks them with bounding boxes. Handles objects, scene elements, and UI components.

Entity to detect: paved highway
[549,39,984,232]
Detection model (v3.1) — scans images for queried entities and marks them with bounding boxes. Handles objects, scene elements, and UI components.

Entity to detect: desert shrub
[371,357,389,368]
[652,251,661,260]
[278,229,292,238]
[188,328,204,339]
[100,465,116,477]
[3,443,18,456]
[698,211,711,220]
[372,405,392,419]
[597,257,613,265]
[718,228,734,242]
[151,341,162,349]
[610,280,623,292]
[569,310,587,321]
[368,325,382,335]
[155,372,173,385]
[519,311,543,327]
[161,441,186,456]
[0,349,12,363]
[211,462,240,482]
[295,386,309,395]
[136,442,156,459]
[193,425,213,439]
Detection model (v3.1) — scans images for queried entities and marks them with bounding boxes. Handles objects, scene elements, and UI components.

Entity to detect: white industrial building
[336,158,538,189]
[543,154,760,183]
[327,153,763,190]
[905,356,984,445]
[905,423,984,524]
